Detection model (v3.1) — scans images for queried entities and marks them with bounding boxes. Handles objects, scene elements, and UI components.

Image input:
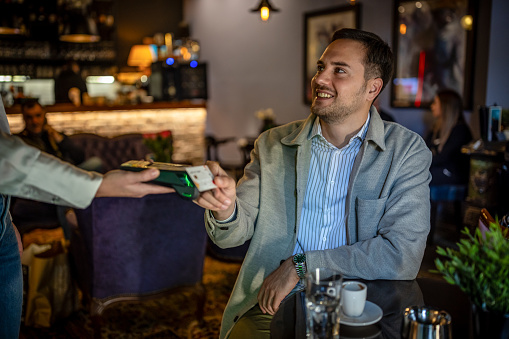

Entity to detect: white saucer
[339,301,383,327]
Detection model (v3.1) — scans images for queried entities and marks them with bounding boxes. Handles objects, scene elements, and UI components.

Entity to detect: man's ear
[367,78,383,101]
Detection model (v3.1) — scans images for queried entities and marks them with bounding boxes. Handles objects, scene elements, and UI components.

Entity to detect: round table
[270,279,424,339]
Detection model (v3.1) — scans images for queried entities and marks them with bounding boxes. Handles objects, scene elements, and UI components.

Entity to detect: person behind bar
[54,61,90,106]
[17,100,102,171]
[0,98,174,339]
[194,28,432,339]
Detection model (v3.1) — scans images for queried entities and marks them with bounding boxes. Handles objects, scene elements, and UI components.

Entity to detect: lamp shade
[127,45,157,68]
[60,12,100,43]
[0,12,21,35]
[0,27,20,35]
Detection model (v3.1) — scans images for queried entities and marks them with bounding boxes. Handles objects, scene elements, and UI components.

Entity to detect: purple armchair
[70,193,207,337]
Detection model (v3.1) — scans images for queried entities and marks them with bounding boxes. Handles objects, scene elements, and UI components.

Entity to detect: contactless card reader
[120,160,201,199]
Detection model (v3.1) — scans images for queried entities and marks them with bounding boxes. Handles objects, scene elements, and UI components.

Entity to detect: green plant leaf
[433,223,509,313]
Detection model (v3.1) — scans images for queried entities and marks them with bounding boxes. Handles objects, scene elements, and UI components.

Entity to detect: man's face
[22,105,46,134]
[310,39,371,125]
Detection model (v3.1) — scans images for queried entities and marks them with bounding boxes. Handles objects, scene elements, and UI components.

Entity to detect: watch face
[294,253,306,263]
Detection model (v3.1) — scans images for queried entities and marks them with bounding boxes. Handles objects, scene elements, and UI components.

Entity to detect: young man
[17,101,102,171]
[195,28,432,339]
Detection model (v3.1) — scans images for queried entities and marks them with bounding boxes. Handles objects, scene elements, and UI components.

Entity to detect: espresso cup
[341,281,367,317]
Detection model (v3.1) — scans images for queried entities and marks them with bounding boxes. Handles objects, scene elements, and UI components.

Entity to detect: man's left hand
[257,256,300,315]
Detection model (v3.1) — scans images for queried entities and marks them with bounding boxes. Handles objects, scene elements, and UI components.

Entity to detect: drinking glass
[305,267,343,339]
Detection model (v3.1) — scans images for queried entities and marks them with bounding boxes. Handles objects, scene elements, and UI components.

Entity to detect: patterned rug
[20,255,241,339]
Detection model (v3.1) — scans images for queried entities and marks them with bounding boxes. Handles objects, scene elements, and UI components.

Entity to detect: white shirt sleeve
[0,131,102,208]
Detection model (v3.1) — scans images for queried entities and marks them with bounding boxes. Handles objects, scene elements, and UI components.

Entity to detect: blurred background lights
[400,23,407,35]
[166,57,175,66]
[190,60,198,68]
[86,76,115,84]
[461,15,473,30]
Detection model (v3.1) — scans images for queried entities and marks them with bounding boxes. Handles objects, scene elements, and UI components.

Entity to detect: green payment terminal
[120,160,200,200]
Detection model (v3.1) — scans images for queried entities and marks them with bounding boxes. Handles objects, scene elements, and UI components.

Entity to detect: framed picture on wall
[304,4,361,105]
[391,0,475,108]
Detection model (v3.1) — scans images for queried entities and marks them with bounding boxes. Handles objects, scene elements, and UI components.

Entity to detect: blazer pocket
[356,196,388,239]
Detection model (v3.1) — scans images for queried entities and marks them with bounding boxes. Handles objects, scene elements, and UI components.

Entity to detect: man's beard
[311,82,367,125]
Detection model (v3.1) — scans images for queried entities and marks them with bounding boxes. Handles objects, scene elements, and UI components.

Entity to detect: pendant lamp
[250,0,280,21]
[60,11,100,43]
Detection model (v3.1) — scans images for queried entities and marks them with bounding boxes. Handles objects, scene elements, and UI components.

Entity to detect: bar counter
[6,101,207,165]
[5,101,206,114]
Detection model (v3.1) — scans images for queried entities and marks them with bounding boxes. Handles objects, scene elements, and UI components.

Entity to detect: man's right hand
[193,161,236,220]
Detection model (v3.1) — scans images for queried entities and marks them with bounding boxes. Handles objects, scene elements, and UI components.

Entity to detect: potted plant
[434,223,509,338]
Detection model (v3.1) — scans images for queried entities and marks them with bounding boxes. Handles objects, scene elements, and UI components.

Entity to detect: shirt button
[323,237,327,241]
[330,181,334,184]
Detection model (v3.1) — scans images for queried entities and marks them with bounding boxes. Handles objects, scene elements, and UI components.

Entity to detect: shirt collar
[309,113,371,148]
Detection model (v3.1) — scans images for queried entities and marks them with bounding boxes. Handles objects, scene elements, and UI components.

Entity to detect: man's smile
[316,92,333,99]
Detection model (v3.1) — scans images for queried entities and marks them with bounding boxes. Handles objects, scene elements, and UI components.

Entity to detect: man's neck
[23,129,44,138]
[319,109,370,149]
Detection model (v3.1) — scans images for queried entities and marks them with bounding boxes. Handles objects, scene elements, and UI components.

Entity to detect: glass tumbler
[305,268,343,339]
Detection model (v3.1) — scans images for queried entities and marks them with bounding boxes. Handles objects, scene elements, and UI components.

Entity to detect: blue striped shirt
[293,114,370,255]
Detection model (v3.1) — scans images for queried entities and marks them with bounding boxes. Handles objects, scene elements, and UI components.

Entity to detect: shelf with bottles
[0,40,116,63]
[0,62,117,80]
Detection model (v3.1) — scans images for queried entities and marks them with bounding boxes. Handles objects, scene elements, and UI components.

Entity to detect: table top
[270,279,424,339]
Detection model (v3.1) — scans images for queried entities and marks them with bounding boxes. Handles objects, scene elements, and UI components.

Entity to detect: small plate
[339,301,383,327]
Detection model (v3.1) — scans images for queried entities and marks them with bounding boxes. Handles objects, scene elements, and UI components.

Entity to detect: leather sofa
[69,133,151,173]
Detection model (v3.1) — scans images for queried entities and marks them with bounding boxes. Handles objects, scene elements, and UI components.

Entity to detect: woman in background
[425,89,473,243]
[426,89,472,187]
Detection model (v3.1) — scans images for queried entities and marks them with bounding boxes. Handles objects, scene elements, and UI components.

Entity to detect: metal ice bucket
[401,306,452,339]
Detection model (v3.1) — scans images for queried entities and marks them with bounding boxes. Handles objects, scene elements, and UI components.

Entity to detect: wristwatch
[293,253,307,279]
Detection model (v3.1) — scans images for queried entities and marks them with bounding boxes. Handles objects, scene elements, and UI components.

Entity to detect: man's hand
[44,124,64,143]
[257,257,300,315]
[193,161,237,220]
[95,168,175,198]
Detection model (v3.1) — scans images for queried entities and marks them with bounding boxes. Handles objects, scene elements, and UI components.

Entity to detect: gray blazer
[206,107,432,338]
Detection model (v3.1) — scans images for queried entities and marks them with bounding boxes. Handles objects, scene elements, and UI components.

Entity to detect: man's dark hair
[331,28,394,93]
[20,100,44,114]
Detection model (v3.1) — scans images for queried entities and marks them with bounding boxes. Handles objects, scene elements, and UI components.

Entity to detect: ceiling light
[250,0,280,22]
